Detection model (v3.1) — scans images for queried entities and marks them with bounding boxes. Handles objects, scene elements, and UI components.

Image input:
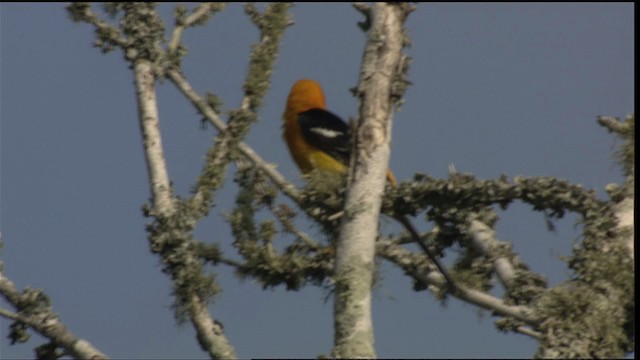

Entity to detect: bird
[282,79,457,291]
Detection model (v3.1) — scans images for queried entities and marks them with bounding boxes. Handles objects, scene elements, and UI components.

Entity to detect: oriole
[283,79,397,185]
[283,79,457,291]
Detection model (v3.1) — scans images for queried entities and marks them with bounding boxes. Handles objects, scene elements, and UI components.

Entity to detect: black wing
[298,108,352,165]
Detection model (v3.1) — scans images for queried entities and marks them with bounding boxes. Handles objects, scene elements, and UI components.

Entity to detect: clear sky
[0,3,634,359]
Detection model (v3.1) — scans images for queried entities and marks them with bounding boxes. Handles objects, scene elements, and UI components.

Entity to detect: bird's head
[284,79,327,120]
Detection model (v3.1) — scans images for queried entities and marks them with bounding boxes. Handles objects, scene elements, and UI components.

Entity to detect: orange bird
[282,79,457,291]
[283,79,397,185]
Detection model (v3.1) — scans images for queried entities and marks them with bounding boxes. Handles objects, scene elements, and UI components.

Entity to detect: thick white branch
[134,61,174,213]
[190,295,236,359]
[467,219,517,287]
[332,4,406,358]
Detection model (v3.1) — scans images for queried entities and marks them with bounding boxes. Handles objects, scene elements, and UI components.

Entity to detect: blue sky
[0,3,633,359]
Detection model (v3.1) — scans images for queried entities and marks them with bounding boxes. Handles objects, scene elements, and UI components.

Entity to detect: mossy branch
[66,4,239,358]
[0,273,109,359]
[187,2,292,218]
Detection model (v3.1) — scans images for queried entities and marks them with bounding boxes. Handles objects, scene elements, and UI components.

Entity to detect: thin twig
[269,203,320,249]
[169,3,225,54]
[166,69,302,203]
[0,307,19,320]
[597,115,627,134]
[515,325,543,340]
[377,239,539,326]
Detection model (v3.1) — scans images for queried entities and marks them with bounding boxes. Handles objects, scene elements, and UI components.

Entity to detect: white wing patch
[310,127,343,139]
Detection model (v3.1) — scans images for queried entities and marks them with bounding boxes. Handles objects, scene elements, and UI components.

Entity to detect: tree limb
[332,4,409,358]
[169,3,226,55]
[599,114,634,261]
[0,271,109,359]
[134,59,237,359]
[376,239,538,326]
[466,218,517,287]
[166,69,302,204]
